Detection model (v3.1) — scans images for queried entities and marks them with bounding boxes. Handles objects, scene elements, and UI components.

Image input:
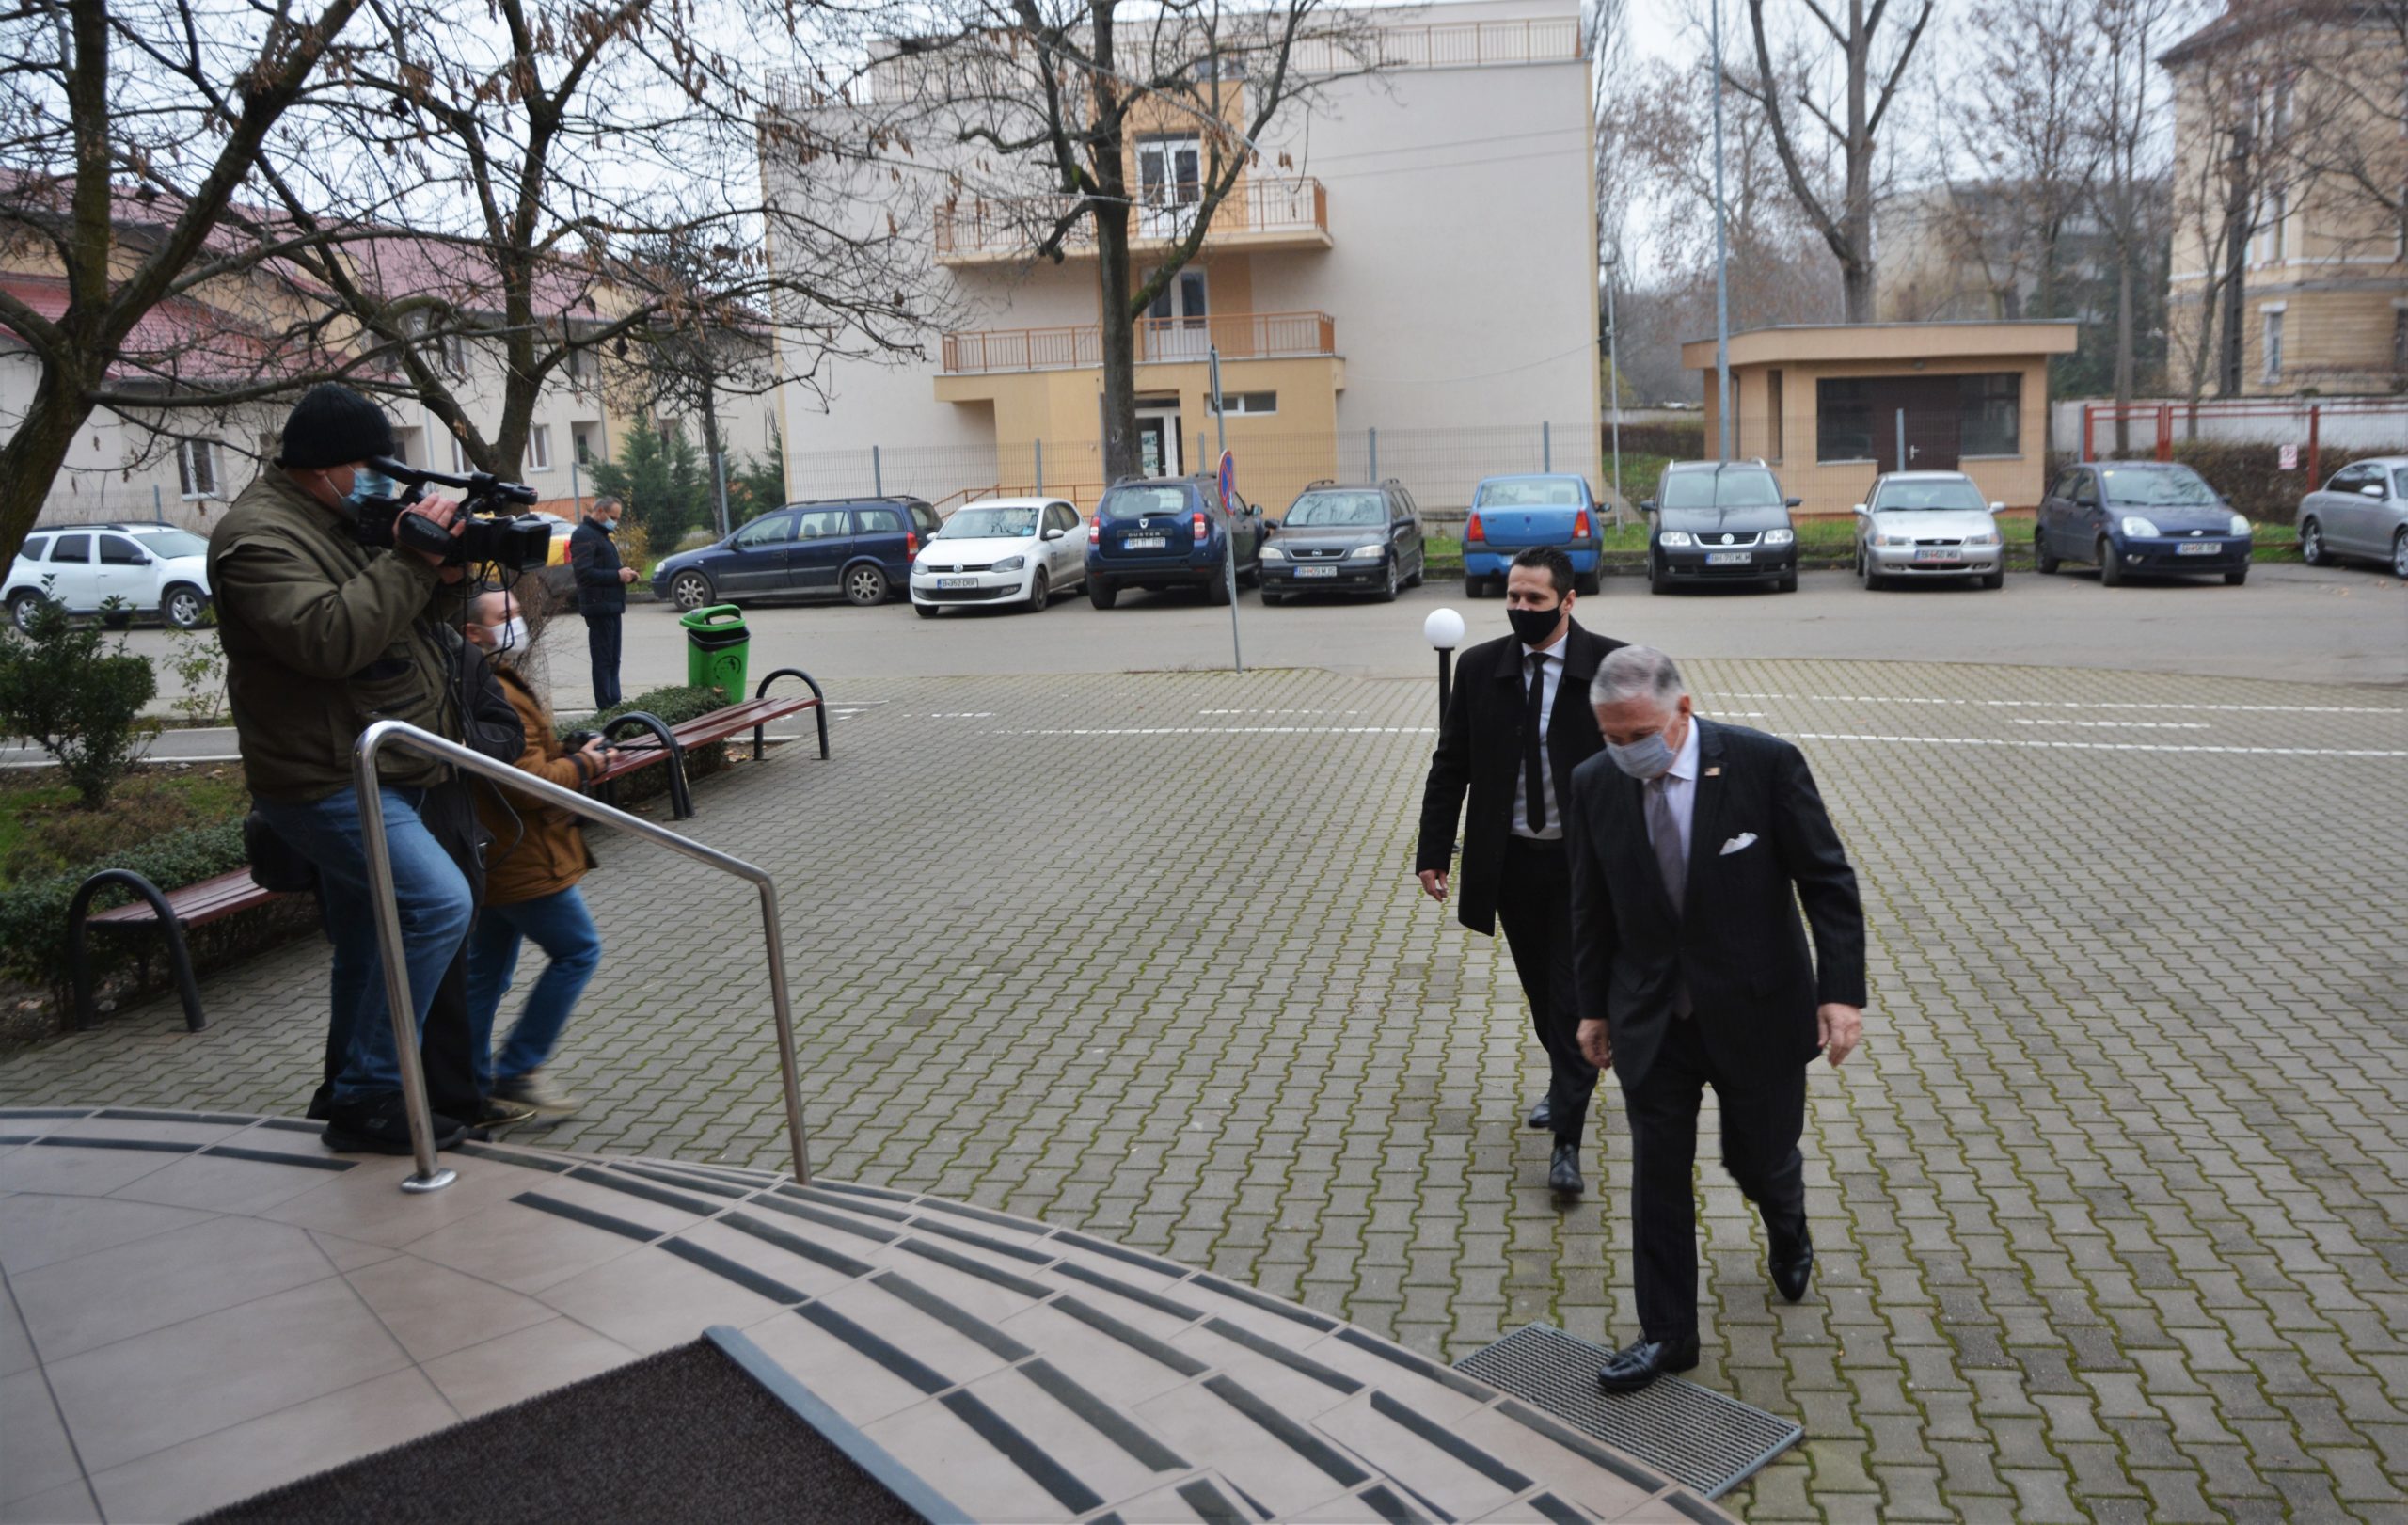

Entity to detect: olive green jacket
[208,469,465,802]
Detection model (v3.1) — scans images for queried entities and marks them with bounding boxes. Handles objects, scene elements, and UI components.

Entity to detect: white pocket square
[1719,833,1758,856]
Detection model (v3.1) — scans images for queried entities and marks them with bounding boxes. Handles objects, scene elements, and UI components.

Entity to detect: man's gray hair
[590,495,622,516]
[1591,645,1687,709]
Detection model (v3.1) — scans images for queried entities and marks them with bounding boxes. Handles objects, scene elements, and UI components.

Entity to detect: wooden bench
[70,868,287,1032]
[589,668,829,821]
[63,672,829,1028]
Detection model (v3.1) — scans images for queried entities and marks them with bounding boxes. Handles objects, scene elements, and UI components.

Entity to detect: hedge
[1603,422,1706,460]
[0,683,751,1021]
[0,819,251,996]
[2050,442,2391,522]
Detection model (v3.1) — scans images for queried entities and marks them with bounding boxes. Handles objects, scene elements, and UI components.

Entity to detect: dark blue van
[650,497,940,611]
[1085,476,1264,608]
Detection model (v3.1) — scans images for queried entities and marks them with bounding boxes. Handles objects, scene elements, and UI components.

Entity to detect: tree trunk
[1095,202,1141,482]
[698,385,729,539]
[0,366,99,564]
[2113,223,2134,455]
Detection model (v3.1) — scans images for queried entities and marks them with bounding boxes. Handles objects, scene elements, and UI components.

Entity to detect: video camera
[352,455,550,572]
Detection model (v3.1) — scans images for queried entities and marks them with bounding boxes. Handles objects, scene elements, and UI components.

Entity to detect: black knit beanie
[278,384,396,470]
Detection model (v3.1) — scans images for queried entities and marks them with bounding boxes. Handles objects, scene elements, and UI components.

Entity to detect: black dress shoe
[1595,1335,1701,1394]
[1547,1141,1584,1194]
[1769,1225,1814,1303]
[1526,1098,1553,1131]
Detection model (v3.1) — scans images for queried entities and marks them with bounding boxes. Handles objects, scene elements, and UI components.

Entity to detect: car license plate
[1704,550,1751,565]
[937,577,978,590]
[1915,548,1958,562]
[2176,541,2218,555]
[1297,565,1337,579]
[1124,535,1166,550]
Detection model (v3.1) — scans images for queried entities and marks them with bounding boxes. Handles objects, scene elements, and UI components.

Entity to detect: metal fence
[782,422,1605,523]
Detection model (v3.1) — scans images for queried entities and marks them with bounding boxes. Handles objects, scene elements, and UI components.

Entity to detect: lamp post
[1423,606,1465,723]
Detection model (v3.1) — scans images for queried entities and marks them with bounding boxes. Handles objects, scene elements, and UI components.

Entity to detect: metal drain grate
[1454,1325,1801,1499]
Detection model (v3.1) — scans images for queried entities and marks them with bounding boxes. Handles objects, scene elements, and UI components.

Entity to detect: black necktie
[1522,653,1547,834]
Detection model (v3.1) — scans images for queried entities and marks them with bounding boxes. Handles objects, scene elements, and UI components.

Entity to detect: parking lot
[8,612,2407,1519]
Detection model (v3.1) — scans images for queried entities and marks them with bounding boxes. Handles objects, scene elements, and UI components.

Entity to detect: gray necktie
[1647,775,1693,1018]
[1647,775,1686,914]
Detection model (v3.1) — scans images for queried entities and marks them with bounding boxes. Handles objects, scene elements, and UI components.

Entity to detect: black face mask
[1507,603,1563,647]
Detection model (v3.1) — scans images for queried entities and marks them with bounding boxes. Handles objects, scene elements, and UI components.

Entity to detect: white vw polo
[911,497,1087,617]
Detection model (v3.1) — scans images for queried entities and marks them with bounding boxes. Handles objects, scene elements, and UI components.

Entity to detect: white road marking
[994,726,1437,737]
[1792,731,2407,758]
[2009,719,2212,729]
[1710,691,2402,715]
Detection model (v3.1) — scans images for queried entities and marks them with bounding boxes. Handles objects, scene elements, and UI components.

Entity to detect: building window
[1816,379,1874,462]
[1958,373,2020,457]
[1766,370,1784,462]
[451,435,468,473]
[1219,390,1277,415]
[1136,136,1202,210]
[2393,309,2406,375]
[574,425,595,464]
[442,332,467,376]
[176,439,219,500]
[2270,188,2288,262]
[565,346,594,385]
[389,427,419,468]
[2263,310,2285,382]
[529,424,553,472]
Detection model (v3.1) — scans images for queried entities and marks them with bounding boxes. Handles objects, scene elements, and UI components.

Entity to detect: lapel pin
[1704,766,1721,777]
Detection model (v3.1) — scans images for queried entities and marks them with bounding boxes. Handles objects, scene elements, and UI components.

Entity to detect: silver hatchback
[2297,457,2408,578]
[1852,472,2006,589]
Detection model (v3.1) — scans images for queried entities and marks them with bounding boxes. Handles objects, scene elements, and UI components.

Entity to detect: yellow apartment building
[759,0,1602,515]
[2161,0,2408,396]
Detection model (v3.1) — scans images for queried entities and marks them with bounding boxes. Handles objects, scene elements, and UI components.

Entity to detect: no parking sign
[1218,450,1236,511]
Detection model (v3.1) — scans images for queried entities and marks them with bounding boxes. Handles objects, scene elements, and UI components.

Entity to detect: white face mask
[483,615,529,653]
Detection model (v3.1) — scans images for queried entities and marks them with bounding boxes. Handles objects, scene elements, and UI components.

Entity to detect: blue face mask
[342,468,395,510]
[1606,728,1675,780]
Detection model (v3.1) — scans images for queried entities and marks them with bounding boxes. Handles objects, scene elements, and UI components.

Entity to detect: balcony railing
[935,177,1328,262]
[941,310,1337,374]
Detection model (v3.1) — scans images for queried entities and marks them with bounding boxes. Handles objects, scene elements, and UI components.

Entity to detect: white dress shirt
[1510,631,1569,841]
[1645,712,1703,864]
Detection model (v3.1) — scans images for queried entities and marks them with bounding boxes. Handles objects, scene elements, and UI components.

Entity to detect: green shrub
[0,601,158,808]
[576,683,731,738]
[0,818,248,993]
[2167,441,2393,522]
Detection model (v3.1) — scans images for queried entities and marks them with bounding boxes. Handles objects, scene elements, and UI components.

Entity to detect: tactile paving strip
[1453,1324,1801,1499]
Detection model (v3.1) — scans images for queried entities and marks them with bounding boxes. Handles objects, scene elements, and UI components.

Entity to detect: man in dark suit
[569,495,635,709]
[1418,546,1626,1195]
[1563,644,1866,1392]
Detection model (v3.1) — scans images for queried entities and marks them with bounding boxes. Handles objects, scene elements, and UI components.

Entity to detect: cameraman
[209,384,481,1155]
[570,494,636,709]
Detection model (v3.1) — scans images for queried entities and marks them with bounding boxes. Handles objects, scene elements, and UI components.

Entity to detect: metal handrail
[353,720,809,1195]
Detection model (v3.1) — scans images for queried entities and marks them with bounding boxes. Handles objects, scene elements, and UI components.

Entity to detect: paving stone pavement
[4,657,2406,1522]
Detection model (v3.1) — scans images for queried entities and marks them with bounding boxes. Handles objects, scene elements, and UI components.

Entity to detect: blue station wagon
[650,497,940,611]
[1462,474,1603,596]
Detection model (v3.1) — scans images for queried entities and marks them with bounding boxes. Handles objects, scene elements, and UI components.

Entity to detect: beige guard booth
[1682,321,2079,518]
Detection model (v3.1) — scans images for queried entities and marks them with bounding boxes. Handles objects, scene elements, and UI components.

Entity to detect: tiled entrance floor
[1,1108,1729,1524]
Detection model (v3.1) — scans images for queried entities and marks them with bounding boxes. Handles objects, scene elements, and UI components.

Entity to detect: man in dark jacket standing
[1564,645,1866,1392]
[570,494,635,708]
[210,384,481,1154]
[1416,546,1625,1195]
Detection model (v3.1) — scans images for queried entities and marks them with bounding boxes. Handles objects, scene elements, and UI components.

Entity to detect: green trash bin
[679,604,750,700]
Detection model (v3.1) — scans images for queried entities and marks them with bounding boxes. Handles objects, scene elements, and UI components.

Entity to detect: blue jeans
[252,786,475,1107]
[464,886,601,1088]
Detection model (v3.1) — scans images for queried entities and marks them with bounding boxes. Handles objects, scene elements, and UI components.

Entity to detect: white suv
[6,522,214,631]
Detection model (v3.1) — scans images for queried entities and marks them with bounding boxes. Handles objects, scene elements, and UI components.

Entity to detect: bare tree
[0,0,369,565]
[2278,1,2408,281]
[1943,0,2104,322]
[2089,0,2181,447]
[1732,0,1938,322]
[1607,54,1845,330]
[879,0,1378,482]
[610,233,783,539]
[246,0,935,483]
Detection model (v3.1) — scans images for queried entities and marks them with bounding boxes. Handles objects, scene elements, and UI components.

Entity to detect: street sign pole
[1211,346,1243,674]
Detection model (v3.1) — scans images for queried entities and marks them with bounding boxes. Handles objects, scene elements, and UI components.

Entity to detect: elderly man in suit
[1563,645,1866,1391]
[1418,546,1626,1195]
